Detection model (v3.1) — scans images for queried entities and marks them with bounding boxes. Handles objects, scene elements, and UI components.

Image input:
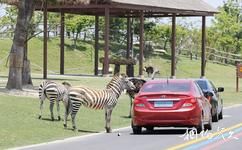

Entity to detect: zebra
[126,69,159,117]
[38,80,71,121]
[63,74,135,133]
[126,78,146,118]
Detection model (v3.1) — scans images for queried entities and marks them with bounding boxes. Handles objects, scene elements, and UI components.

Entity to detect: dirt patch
[0,85,39,98]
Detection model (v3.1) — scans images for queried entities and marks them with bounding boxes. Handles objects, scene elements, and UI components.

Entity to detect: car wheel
[205,112,212,130]
[132,122,142,134]
[196,115,204,133]
[218,110,223,120]
[212,107,219,122]
[146,126,154,132]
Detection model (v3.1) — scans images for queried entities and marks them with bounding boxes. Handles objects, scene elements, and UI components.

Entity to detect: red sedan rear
[132,79,212,134]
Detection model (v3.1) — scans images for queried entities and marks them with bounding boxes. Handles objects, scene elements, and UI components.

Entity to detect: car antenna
[166,77,169,84]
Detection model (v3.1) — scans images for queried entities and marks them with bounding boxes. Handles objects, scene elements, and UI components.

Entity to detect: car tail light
[182,98,197,108]
[135,103,145,107]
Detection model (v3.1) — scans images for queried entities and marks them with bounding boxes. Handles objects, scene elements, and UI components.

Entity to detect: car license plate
[154,101,173,107]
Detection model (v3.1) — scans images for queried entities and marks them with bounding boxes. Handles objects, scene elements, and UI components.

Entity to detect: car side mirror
[218,87,224,92]
[203,91,214,98]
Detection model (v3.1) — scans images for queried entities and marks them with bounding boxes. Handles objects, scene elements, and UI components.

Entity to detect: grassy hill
[0,37,242,103]
[1,37,242,105]
[0,37,242,149]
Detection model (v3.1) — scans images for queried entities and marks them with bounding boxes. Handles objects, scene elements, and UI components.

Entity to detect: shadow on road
[131,128,187,135]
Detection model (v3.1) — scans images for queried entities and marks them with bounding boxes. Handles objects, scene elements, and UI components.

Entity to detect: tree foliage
[0,6,17,37]
[208,0,241,54]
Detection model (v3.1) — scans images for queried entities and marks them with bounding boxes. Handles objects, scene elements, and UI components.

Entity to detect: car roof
[145,78,194,84]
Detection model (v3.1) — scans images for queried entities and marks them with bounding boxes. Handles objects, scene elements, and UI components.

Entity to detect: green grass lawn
[0,76,132,149]
[0,37,242,149]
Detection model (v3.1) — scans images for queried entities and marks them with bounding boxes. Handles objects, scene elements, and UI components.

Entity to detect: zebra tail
[63,93,72,115]
[39,81,46,101]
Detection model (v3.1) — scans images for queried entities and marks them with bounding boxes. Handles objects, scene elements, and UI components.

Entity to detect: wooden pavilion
[34,0,218,78]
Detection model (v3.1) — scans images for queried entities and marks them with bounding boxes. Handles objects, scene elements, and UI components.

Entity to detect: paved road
[16,105,242,150]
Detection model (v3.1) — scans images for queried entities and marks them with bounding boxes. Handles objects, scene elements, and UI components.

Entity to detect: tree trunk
[22,41,33,86]
[6,0,35,90]
[74,32,79,50]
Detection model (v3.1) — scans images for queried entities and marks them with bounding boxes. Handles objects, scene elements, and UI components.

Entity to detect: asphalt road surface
[15,105,242,150]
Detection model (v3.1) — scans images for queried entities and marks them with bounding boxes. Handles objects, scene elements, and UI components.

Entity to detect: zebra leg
[49,100,55,121]
[105,108,113,133]
[70,102,81,131]
[56,101,61,121]
[71,111,77,131]
[39,100,44,119]
[63,100,71,128]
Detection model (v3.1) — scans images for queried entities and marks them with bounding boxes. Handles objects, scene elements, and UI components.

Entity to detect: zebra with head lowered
[126,69,160,117]
[63,74,135,133]
[38,80,71,121]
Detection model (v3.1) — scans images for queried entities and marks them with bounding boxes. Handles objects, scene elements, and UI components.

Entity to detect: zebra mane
[106,75,124,97]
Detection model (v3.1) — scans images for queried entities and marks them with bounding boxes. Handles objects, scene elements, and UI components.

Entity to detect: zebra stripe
[63,75,135,133]
[38,80,71,121]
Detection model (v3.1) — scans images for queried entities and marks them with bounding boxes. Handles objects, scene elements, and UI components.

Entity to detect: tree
[65,15,94,49]
[208,0,241,54]
[3,0,35,89]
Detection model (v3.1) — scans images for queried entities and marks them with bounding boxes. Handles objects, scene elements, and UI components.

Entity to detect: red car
[131,79,212,134]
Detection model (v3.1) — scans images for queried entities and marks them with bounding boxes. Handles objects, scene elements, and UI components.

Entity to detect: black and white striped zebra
[38,80,71,121]
[63,74,135,133]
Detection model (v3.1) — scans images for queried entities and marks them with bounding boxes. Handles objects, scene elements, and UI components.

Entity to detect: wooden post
[236,63,242,92]
[43,1,48,79]
[126,17,131,59]
[126,17,133,77]
[171,14,176,79]
[103,7,110,76]
[114,64,120,75]
[94,15,99,76]
[139,11,144,77]
[60,11,65,75]
[236,72,239,92]
[201,16,206,78]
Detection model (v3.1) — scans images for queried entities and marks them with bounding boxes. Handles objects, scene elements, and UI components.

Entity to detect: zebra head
[119,74,136,91]
[106,74,135,95]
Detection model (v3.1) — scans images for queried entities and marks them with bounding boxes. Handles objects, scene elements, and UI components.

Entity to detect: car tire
[132,126,142,134]
[218,110,223,120]
[205,112,212,130]
[196,115,204,133]
[132,122,142,134]
[146,126,154,132]
[212,107,219,122]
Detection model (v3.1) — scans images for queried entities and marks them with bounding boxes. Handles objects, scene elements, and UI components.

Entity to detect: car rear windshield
[195,80,208,90]
[141,82,191,92]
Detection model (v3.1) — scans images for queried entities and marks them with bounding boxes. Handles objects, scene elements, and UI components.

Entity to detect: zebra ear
[62,81,71,87]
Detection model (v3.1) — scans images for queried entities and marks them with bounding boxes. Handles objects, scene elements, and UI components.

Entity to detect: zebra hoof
[51,117,54,121]
[72,126,77,131]
[63,124,67,128]
[58,116,61,121]
[38,115,42,119]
